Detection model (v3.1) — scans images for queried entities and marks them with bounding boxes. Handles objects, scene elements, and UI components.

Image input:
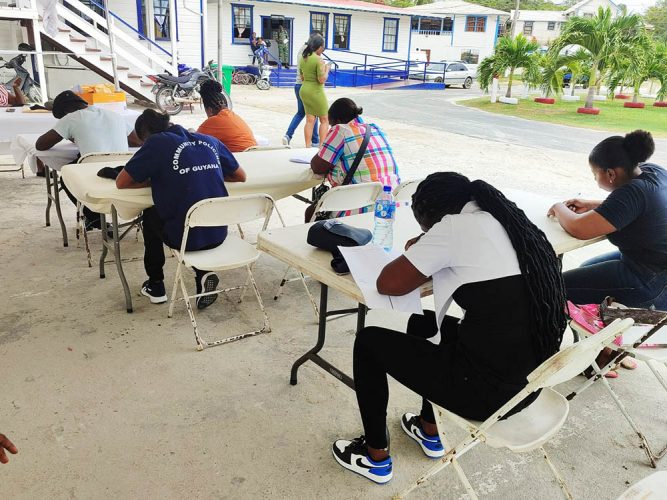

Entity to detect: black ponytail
[589,130,654,175]
[412,172,567,362]
[135,109,170,140]
[328,98,363,124]
[200,79,227,115]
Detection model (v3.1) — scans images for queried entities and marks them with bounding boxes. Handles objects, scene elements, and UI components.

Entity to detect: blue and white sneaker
[401,413,445,459]
[332,436,393,484]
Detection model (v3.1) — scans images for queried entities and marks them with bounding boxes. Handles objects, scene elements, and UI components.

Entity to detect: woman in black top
[332,172,567,484]
[549,130,667,310]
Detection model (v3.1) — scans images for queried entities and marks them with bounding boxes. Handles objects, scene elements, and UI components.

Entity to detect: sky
[553,0,658,13]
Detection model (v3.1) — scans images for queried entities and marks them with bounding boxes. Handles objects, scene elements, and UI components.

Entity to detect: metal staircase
[38,0,176,102]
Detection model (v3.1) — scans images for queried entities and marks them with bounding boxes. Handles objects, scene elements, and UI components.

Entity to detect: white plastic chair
[243,145,290,152]
[399,318,634,499]
[273,183,383,310]
[75,152,137,267]
[167,194,277,351]
[569,319,667,467]
[616,471,667,499]
[392,178,424,205]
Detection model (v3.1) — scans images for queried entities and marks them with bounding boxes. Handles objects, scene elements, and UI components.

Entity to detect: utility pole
[511,0,520,38]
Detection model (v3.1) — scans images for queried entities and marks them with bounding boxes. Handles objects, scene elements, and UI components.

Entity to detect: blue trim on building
[175,0,179,42]
[382,17,399,53]
[493,15,500,46]
[451,14,455,46]
[136,0,144,35]
[332,13,352,51]
[199,0,204,67]
[231,3,254,45]
[465,15,487,33]
[310,11,330,47]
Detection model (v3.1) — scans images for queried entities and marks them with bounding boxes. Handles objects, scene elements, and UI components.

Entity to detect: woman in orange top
[197,80,257,152]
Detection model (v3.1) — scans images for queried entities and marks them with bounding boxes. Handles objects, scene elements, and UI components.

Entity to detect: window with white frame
[523,21,534,35]
[311,12,329,45]
[465,16,486,32]
[383,18,399,52]
[460,49,479,64]
[547,21,556,30]
[232,5,252,44]
[333,14,350,50]
[153,0,170,40]
[442,17,453,32]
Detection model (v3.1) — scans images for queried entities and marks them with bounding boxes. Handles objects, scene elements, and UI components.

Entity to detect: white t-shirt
[53,107,132,156]
[404,201,521,341]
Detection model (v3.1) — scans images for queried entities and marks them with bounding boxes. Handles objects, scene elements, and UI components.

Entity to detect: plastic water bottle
[372,185,396,251]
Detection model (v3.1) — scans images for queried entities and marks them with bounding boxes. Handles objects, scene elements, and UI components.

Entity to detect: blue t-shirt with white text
[124,125,239,249]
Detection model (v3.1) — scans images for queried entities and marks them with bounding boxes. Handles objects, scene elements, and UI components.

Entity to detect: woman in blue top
[116,110,246,309]
[549,130,667,310]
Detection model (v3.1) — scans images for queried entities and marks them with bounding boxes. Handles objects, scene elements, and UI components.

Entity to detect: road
[355,87,667,165]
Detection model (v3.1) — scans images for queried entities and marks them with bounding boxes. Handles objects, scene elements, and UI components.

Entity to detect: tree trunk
[633,84,640,103]
[506,68,514,98]
[570,73,577,96]
[585,67,598,109]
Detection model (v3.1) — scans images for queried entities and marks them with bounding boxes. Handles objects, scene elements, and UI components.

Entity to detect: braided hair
[412,172,567,362]
[200,79,228,115]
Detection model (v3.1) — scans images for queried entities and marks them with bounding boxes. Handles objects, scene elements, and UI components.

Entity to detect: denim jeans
[564,250,667,309]
[285,84,319,144]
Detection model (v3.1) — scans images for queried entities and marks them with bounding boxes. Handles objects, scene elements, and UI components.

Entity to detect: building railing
[411,29,453,36]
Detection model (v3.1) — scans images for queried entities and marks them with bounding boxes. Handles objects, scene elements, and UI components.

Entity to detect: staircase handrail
[54,4,169,75]
[83,0,172,58]
[60,0,175,73]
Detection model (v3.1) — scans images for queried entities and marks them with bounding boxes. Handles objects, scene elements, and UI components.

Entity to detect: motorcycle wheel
[256,79,270,91]
[155,86,183,115]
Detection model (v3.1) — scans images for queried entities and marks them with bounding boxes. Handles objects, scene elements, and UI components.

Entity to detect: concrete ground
[1,85,666,499]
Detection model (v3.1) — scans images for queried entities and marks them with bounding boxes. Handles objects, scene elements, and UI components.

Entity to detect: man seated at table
[35,90,143,228]
[0,78,26,106]
[116,109,246,308]
[197,79,257,152]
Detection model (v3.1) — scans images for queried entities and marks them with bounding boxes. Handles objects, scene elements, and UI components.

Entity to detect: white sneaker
[282,135,290,146]
[400,413,445,458]
[332,436,393,484]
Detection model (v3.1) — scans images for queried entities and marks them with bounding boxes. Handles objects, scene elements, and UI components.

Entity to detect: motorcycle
[148,61,231,116]
[0,46,43,103]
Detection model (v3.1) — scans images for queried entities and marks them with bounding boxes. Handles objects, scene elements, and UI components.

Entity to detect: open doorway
[260,16,293,67]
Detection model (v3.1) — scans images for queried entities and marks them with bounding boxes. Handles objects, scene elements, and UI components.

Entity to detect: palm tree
[607,32,656,102]
[564,50,591,96]
[537,52,569,98]
[478,34,540,98]
[552,7,645,110]
[651,42,667,102]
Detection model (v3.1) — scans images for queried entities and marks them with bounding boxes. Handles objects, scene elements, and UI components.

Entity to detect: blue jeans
[285,84,319,144]
[564,250,667,309]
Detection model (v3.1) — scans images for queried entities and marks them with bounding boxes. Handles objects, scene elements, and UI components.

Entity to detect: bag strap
[341,124,372,186]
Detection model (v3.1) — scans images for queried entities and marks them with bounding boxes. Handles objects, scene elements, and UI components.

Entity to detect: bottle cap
[383,185,391,192]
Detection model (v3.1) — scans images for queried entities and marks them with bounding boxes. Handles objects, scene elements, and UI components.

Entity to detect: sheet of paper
[622,324,667,347]
[289,150,315,164]
[338,245,423,314]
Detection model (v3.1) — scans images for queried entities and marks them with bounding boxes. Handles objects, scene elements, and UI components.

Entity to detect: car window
[429,63,445,73]
[451,63,466,71]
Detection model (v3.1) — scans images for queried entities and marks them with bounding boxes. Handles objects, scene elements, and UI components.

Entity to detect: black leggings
[354,313,497,450]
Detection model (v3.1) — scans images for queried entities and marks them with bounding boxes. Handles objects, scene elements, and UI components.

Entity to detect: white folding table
[60,148,322,312]
[257,190,604,390]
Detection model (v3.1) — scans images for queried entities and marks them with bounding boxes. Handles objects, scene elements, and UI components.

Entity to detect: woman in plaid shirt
[310,98,401,217]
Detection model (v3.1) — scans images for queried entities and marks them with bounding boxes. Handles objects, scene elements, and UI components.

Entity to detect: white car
[408,61,475,89]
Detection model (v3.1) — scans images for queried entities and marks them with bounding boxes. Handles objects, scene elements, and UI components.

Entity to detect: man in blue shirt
[116,110,246,308]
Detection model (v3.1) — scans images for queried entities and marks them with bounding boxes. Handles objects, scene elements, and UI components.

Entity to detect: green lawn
[461,96,667,137]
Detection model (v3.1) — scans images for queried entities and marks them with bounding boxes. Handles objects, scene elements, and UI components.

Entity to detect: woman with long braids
[298,34,329,146]
[333,172,567,484]
[197,79,257,152]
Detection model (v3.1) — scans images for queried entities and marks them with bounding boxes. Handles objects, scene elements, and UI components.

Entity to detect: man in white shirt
[35,90,142,229]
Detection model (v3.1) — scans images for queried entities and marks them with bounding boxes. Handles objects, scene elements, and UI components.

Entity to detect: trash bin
[210,63,233,95]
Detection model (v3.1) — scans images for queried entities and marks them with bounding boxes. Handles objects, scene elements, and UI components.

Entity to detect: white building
[510,0,623,46]
[1,0,506,99]
[407,0,509,65]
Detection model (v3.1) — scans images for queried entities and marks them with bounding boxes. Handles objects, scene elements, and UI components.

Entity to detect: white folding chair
[616,471,667,499]
[76,152,136,266]
[399,318,634,500]
[392,178,424,205]
[569,319,667,467]
[273,182,383,312]
[167,194,276,351]
[243,145,291,152]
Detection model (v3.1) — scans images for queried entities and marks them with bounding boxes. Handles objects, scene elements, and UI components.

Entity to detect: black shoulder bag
[309,125,373,221]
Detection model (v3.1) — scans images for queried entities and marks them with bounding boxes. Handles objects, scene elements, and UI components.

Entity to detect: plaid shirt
[318,117,400,190]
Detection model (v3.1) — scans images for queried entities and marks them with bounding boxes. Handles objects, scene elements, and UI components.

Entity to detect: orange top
[197,109,257,152]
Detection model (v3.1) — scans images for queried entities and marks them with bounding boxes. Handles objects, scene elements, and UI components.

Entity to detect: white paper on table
[622,324,667,347]
[338,245,423,314]
[290,150,315,164]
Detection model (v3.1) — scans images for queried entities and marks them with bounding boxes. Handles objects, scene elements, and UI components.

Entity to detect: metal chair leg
[541,446,573,500]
